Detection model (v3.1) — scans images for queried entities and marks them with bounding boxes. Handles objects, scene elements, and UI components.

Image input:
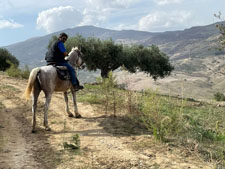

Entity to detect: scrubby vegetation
[75,72,225,168]
[6,64,30,79]
[214,92,225,101]
[0,48,19,71]
[0,48,30,79]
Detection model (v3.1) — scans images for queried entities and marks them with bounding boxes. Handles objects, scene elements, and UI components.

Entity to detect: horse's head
[67,47,85,68]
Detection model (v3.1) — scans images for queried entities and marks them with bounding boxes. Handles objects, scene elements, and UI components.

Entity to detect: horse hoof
[75,114,82,118]
[68,113,74,117]
[45,127,51,131]
[31,129,36,133]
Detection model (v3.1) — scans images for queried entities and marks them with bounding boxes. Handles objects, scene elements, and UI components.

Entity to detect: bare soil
[0,73,215,169]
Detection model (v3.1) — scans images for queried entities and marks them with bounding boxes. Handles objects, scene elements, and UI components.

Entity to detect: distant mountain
[3,26,157,68]
[3,23,221,68]
[3,22,225,100]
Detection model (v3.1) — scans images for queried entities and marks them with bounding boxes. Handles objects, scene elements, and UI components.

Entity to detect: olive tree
[59,35,174,79]
[123,45,173,80]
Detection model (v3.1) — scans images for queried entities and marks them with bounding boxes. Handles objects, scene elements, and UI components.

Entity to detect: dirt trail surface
[0,73,215,169]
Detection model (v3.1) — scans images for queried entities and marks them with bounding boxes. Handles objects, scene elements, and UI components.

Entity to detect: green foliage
[97,71,117,89]
[66,35,173,79]
[0,48,19,71]
[97,71,120,113]
[131,90,183,141]
[194,127,225,142]
[83,37,123,78]
[77,83,225,165]
[78,91,104,104]
[123,45,174,80]
[63,134,80,151]
[76,84,104,104]
[214,92,225,101]
[6,63,30,79]
[65,34,86,51]
[0,101,4,109]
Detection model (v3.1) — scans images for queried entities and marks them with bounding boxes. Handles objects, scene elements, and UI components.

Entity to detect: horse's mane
[71,46,79,51]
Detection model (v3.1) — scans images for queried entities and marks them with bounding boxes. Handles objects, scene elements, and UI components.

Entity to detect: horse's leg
[31,84,41,133]
[63,92,73,117]
[71,90,81,118]
[43,93,52,131]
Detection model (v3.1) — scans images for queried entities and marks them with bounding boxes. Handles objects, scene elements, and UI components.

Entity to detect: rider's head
[58,32,68,43]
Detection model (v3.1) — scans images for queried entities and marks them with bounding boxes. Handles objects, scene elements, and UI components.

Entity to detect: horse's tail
[23,67,41,100]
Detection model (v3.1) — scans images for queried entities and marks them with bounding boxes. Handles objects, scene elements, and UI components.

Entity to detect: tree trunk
[101,69,110,78]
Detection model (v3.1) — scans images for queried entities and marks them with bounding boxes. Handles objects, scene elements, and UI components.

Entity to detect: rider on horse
[45,32,84,91]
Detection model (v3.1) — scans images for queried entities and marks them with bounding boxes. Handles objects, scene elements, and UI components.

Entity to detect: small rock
[4,149,11,153]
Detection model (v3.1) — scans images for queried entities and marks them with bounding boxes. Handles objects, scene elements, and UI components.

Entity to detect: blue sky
[0,0,224,47]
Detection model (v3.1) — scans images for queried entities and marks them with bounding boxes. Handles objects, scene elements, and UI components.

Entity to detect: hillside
[3,26,156,68]
[3,23,220,68]
[0,73,219,168]
[3,22,225,101]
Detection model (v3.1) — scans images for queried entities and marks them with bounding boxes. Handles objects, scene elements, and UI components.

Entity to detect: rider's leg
[56,62,83,90]
[56,62,79,85]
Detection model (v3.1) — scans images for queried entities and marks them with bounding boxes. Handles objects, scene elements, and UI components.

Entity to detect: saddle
[47,62,70,80]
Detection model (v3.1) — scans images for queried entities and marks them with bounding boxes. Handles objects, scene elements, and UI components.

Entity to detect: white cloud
[81,0,141,28]
[113,23,138,31]
[86,0,140,9]
[138,11,192,31]
[154,0,183,5]
[0,19,23,29]
[80,8,108,26]
[36,6,83,33]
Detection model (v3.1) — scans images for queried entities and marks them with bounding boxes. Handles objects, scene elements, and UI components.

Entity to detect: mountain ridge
[3,22,225,100]
[3,23,221,67]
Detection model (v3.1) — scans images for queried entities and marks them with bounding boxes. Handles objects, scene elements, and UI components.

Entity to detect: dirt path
[0,73,215,169]
[0,94,40,169]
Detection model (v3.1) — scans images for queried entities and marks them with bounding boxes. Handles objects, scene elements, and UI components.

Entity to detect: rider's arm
[58,42,68,56]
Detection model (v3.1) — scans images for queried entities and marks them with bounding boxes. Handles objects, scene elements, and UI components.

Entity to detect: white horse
[24,47,84,133]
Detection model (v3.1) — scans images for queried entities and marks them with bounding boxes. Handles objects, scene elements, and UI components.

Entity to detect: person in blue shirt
[45,32,83,91]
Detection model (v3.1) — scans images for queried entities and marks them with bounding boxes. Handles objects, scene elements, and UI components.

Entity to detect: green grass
[63,134,81,155]
[0,84,19,92]
[76,84,103,104]
[6,64,30,79]
[75,80,225,167]
[0,102,4,109]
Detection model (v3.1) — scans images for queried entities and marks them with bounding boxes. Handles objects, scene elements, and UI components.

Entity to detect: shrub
[214,92,225,101]
[134,90,183,141]
[6,62,30,79]
[0,48,19,71]
[63,134,80,152]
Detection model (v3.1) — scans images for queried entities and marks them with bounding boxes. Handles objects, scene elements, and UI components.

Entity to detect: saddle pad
[56,66,67,70]
[55,67,70,80]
